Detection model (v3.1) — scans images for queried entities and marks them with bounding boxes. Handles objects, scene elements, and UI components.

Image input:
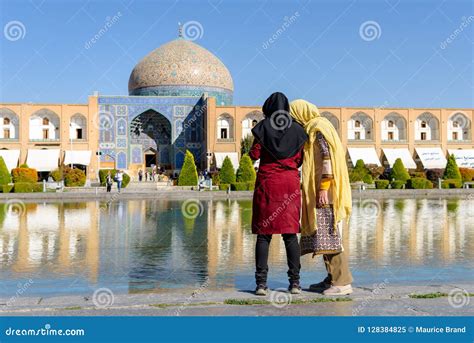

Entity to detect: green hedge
[236,154,256,183]
[441,179,462,189]
[64,168,86,187]
[219,156,236,185]
[443,154,462,180]
[407,177,433,189]
[0,156,11,186]
[14,182,43,193]
[390,158,410,182]
[12,167,38,183]
[231,182,248,191]
[219,183,230,191]
[99,169,130,188]
[391,180,406,189]
[375,180,390,189]
[2,184,14,193]
[246,181,255,191]
[362,174,373,184]
[178,150,198,186]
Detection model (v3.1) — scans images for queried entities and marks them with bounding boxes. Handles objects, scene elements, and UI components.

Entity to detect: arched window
[321,111,340,134]
[217,114,234,141]
[70,113,87,140]
[30,109,60,140]
[348,112,373,140]
[448,112,471,141]
[242,111,263,138]
[415,112,439,141]
[381,112,407,141]
[0,108,19,140]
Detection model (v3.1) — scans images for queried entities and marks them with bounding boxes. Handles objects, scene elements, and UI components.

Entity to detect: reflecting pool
[0,198,473,296]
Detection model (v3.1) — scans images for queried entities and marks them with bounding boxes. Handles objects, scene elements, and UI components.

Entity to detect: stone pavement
[0,284,472,316]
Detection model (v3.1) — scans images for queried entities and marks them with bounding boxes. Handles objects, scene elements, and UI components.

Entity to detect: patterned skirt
[300,206,343,256]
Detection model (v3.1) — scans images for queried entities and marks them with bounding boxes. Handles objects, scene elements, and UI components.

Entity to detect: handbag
[300,205,343,256]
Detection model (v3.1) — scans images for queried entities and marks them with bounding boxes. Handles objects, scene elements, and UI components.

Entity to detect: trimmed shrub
[0,156,11,186]
[99,169,130,188]
[459,168,474,182]
[178,150,198,186]
[390,158,410,182]
[240,135,254,156]
[246,181,255,191]
[362,174,373,184]
[14,182,42,193]
[375,180,390,189]
[231,182,248,191]
[19,163,29,168]
[51,165,72,182]
[349,159,369,182]
[219,156,236,185]
[391,180,406,189]
[64,168,86,187]
[219,183,230,191]
[443,154,462,180]
[2,184,14,193]
[441,179,462,189]
[12,167,38,183]
[236,154,256,183]
[407,177,433,189]
[409,171,426,179]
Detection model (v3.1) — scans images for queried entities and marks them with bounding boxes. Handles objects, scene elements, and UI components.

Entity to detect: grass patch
[61,306,82,311]
[224,297,352,306]
[149,301,220,308]
[409,292,474,299]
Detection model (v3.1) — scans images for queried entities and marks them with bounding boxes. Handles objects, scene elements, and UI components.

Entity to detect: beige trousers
[322,251,353,286]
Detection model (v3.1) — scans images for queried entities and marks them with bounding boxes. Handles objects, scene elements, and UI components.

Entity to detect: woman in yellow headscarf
[290,99,353,296]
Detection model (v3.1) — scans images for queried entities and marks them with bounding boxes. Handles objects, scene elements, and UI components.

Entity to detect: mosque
[0,30,473,180]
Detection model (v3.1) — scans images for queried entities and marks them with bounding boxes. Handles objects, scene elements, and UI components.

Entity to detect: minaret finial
[178,22,183,38]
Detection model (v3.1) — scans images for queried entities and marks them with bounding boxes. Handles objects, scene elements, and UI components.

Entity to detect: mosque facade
[0,35,473,180]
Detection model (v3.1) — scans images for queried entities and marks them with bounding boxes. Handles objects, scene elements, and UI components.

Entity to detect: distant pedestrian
[106,171,113,193]
[138,169,143,182]
[115,170,123,193]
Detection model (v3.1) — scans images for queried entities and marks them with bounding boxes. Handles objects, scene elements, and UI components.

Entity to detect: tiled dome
[128,39,234,97]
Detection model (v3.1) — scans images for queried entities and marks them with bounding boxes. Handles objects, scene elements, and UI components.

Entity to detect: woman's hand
[318,190,329,207]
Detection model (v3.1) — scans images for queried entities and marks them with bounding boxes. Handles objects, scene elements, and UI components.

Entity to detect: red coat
[249,142,303,235]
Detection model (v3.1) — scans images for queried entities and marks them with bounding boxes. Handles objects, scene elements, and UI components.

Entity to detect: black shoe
[289,282,302,294]
[255,284,268,296]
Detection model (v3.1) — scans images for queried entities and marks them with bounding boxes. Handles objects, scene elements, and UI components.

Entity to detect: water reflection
[0,198,472,296]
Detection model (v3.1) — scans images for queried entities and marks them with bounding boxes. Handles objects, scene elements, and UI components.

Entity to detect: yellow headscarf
[290,99,352,236]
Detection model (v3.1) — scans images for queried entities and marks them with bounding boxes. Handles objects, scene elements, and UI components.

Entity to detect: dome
[128,39,234,104]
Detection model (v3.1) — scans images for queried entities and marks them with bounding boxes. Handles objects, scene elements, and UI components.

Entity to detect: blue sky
[0,0,472,107]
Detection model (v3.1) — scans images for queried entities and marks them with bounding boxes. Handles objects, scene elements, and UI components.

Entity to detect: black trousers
[255,234,301,285]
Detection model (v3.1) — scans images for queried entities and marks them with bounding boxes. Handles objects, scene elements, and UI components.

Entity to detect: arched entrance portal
[130,110,172,170]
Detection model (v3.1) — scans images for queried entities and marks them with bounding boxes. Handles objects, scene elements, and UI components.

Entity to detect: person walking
[138,169,143,182]
[250,92,308,296]
[106,171,113,193]
[115,170,123,193]
[290,99,353,296]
